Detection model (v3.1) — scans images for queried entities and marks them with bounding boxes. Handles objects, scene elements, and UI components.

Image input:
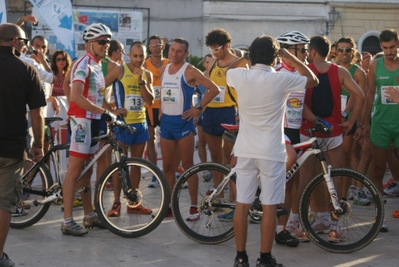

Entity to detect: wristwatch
[341,111,348,119]
[139,80,147,86]
[194,102,202,110]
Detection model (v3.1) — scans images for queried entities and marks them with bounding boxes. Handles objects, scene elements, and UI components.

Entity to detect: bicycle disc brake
[329,200,352,220]
[125,189,142,208]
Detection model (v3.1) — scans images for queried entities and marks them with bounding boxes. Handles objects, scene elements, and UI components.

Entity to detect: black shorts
[284,128,301,145]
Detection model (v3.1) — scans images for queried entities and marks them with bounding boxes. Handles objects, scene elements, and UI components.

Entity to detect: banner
[0,0,7,24]
[29,0,74,57]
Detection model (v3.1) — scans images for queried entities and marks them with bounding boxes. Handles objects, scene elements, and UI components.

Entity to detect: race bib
[211,86,225,103]
[125,94,144,112]
[381,86,399,105]
[341,95,348,112]
[162,87,179,104]
[154,86,161,101]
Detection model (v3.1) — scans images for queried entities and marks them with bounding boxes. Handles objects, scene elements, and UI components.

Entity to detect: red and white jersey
[275,61,306,129]
[68,52,105,119]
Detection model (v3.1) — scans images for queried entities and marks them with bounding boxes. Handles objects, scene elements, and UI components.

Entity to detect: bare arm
[30,107,44,162]
[104,65,123,87]
[278,48,318,88]
[16,14,37,26]
[363,61,377,140]
[139,70,154,106]
[182,66,220,120]
[338,67,365,134]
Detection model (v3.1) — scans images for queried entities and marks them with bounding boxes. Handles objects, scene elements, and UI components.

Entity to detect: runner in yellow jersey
[104,41,154,217]
[204,29,248,220]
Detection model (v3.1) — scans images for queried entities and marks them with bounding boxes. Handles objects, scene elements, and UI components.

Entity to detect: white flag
[29,0,74,56]
[0,0,7,24]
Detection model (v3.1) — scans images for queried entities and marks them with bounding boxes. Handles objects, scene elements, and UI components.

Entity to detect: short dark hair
[108,40,121,57]
[130,41,145,51]
[31,35,46,44]
[149,35,163,44]
[205,28,232,47]
[171,38,189,51]
[379,28,398,43]
[248,35,279,66]
[309,35,331,58]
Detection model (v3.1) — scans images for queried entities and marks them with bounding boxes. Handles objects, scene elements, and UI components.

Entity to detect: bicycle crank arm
[33,189,62,205]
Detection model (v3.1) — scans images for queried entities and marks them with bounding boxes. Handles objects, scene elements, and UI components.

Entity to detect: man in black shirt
[0,23,46,267]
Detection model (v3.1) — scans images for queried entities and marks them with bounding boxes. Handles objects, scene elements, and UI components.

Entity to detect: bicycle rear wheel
[299,168,384,253]
[11,160,54,229]
[95,158,169,238]
[171,162,236,244]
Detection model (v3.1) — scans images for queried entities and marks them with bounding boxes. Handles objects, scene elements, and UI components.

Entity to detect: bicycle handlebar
[110,120,136,134]
[311,117,332,136]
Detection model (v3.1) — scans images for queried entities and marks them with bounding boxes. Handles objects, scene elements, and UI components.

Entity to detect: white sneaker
[148,176,159,188]
[380,220,388,232]
[186,206,200,221]
[11,206,27,217]
[285,220,299,235]
[347,185,357,200]
[311,217,331,234]
[201,170,213,182]
[353,190,371,206]
[383,182,399,196]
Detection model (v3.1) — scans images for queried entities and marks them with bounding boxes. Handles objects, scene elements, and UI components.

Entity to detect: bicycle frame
[206,128,342,213]
[21,121,132,206]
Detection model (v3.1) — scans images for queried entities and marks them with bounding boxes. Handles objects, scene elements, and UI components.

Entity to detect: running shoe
[218,209,234,222]
[233,258,249,267]
[105,179,114,191]
[107,201,121,217]
[0,252,15,267]
[61,220,88,236]
[83,214,106,229]
[285,220,298,235]
[249,215,262,224]
[275,230,300,247]
[61,197,83,211]
[311,217,331,234]
[202,170,213,182]
[347,185,357,200]
[186,206,200,221]
[383,178,393,189]
[383,182,399,196]
[380,220,388,232]
[255,256,283,267]
[11,206,27,217]
[296,230,310,242]
[392,210,399,218]
[165,207,173,218]
[328,229,346,243]
[127,204,152,215]
[148,176,159,188]
[353,190,371,205]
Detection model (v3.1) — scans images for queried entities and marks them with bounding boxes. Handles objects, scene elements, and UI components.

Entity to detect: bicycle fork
[321,162,343,213]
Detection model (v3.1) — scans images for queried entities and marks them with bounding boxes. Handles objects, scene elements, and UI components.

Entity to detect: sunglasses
[336,47,353,53]
[209,45,223,53]
[56,57,66,62]
[149,44,163,48]
[10,37,29,46]
[94,39,111,46]
[289,47,308,54]
[117,49,125,54]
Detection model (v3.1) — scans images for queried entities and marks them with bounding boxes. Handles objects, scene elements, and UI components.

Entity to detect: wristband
[357,124,364,130]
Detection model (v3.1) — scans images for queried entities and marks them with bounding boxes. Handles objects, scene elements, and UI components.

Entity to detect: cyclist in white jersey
[61,23,117,236]
[158,38,220,219]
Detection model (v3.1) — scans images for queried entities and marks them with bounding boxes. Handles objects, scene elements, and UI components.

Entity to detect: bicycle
[171,121,384,253]
[12,117,170,238]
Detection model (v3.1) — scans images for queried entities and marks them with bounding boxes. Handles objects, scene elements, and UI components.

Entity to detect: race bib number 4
[162,87,179,104]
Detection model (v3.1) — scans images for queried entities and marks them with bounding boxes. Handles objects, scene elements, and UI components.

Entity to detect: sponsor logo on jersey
[287,98,302,108]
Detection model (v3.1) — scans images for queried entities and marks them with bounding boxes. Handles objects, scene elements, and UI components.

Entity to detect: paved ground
[5,167,399,267]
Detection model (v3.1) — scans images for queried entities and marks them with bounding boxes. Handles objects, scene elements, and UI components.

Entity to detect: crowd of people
[0,14,399,267]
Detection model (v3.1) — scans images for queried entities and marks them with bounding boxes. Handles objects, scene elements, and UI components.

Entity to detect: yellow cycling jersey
[208,61,238,108]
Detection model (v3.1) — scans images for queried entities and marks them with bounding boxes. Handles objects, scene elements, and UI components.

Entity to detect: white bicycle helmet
[276,31,310,46]
[83,23,112,41]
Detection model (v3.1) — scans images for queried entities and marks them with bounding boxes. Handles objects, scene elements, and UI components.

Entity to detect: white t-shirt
[227,64,306,162]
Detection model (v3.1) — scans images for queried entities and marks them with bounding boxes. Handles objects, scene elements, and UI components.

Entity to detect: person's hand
[31,49,47,65]
[363,124,371,142]
[132,67,145,81]
[182,107,201,121]
[339,120,354,136]
[113,108,127,118]
[17,14,38,26]
[388,87,399,103]
[353,126,363,141]
[48,96,59,115]
[30,145,43,162]
[101,110,116,122]
[277,48,291,60]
